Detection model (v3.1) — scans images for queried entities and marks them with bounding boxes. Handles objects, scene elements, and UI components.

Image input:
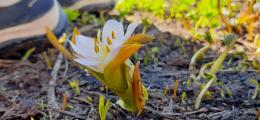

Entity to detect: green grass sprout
[181,91,187,104]
[69,80,80,96]
[250,79,260,99]
[99,95,111,120]
[195,33,237,109]
[22,47,36,60]
[189,31,214,77]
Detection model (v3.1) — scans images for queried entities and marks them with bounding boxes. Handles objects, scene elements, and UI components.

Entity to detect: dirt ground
[0,11,260,120]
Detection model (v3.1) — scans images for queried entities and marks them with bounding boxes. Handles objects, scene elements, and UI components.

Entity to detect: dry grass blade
[144,107,179,120]
[43,52,52,69]
[164,85,169,96]
[173,79,179,102]
[0,103,20,119]
[46,27,74,61]
[62,92,69,111]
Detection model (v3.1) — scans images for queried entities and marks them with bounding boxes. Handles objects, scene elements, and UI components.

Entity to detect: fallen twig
[86,107,94,120]
[0,103,20,119]
[63,59,69,77]
[47,53,63,117]
[159,71,190,77]
[144,107,179,120]
[73,96,93,106]
[61,71,79,83]
[185,108,208,115]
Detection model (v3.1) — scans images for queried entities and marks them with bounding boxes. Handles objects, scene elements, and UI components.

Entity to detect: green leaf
[64,9,80,22]
[189,45,209,75]
[99,95,111,120]
[195,73,217,109]
[22,47,36,60]
[116,62,137,112]
[250,79,260,99]
[143,85,149,100]
[221,33,237,48]
[144,47,149,66]
[69,80,80,96]
[204,31,213,44]
[209,50,228,75]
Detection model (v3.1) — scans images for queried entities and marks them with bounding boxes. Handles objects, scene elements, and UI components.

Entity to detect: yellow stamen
[112,31,116,39]
[94,37,100,53]
[58,33,67,44]
[94,37,99,44]
[106,45,110,53]
[72,27,80,44]
[95,45,99,53]
[107,37,112,45]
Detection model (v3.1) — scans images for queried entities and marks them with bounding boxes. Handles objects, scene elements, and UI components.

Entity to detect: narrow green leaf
[22,47,36,60]
[99,95,111,120]
[250,79,259,99]
[209,50,228,75]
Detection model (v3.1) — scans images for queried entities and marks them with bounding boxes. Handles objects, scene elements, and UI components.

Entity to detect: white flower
[46,19,153,112]
[69,20,139,73]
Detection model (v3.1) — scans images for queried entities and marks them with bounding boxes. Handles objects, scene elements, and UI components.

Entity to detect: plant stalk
[195,75,216,109]
[195,49,229,109]
[210,50,228,74]
[189,45,209,75]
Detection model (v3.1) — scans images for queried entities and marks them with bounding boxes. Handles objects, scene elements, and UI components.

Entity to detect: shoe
[0,0,69,58]
[59,0,114,12]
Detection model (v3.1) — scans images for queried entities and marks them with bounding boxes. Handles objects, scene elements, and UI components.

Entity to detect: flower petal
[102,20,124,48]
[75,35,95,50]
[75,58,99,66]
[70,35,101,58]
[104,44,142,75]
[104,34,154,69]
[69,41,97,58]
[124,34,154,45]
[46,27,74,60]
[133,62,146,115]
[111,23,139,49]
[124,23,139,41]
[75,54,106,73]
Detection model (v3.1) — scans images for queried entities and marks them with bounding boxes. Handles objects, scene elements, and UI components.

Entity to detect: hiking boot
[59,0,114,12]
[0,0,69,58]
